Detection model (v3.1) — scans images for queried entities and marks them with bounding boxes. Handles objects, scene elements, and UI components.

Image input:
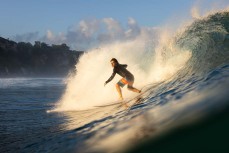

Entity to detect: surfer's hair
[110,58,119,64]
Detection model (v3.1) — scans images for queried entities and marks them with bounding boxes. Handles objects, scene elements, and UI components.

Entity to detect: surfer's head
[110,58,118,67]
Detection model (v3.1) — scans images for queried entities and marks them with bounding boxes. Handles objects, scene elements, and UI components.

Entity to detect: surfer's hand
[104,82,107,86]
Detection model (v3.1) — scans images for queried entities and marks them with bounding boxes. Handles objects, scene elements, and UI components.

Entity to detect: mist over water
[50,4,229,112]
[53,24,191,111]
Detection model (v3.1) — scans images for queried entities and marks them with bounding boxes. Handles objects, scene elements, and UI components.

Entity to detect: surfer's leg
[127,82,141,93]
[116,83,123,100]
[116,78,127,100]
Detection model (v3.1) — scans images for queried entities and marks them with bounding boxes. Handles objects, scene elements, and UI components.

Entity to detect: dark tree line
[0,37,83,77]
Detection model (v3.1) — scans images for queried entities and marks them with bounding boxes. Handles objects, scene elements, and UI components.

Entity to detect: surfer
[104,58,141,100]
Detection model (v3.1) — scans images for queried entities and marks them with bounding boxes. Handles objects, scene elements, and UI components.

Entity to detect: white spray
[52,25,191,111]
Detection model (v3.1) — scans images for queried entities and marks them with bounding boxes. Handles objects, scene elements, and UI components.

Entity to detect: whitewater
[53,10,228,112]
[1,8,229,153]
[53,19,192,111]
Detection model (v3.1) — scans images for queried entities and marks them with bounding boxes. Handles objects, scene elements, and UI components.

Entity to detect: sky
[0,0,229,50]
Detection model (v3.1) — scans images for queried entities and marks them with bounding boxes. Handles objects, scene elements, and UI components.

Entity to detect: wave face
[52,11,229,111]
[175,12,229,74]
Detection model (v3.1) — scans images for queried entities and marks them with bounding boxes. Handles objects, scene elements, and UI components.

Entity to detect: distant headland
[0,37,84,77]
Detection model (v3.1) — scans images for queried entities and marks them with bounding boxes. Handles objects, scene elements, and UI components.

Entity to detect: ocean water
[1,12,229,153]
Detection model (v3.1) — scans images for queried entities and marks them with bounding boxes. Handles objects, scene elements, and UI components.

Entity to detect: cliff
[0,37,83,77]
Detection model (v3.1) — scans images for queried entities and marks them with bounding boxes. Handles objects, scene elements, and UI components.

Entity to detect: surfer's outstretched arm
[104,72,116,86]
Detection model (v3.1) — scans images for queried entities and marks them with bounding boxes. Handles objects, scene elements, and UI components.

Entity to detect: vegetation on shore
[0,37,83,77]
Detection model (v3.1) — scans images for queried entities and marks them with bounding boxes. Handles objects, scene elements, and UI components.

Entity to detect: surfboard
[94,99,128,108]
[119,85,154,110]
[94,92,146,108]
[94,82,160,109]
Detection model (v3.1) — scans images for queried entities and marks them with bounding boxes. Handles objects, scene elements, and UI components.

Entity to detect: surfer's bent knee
[127,85,134,90]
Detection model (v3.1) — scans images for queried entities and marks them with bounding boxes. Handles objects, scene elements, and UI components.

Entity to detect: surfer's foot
[122,102,129,109]
[135,97,142,104]
[119,97,123,100]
